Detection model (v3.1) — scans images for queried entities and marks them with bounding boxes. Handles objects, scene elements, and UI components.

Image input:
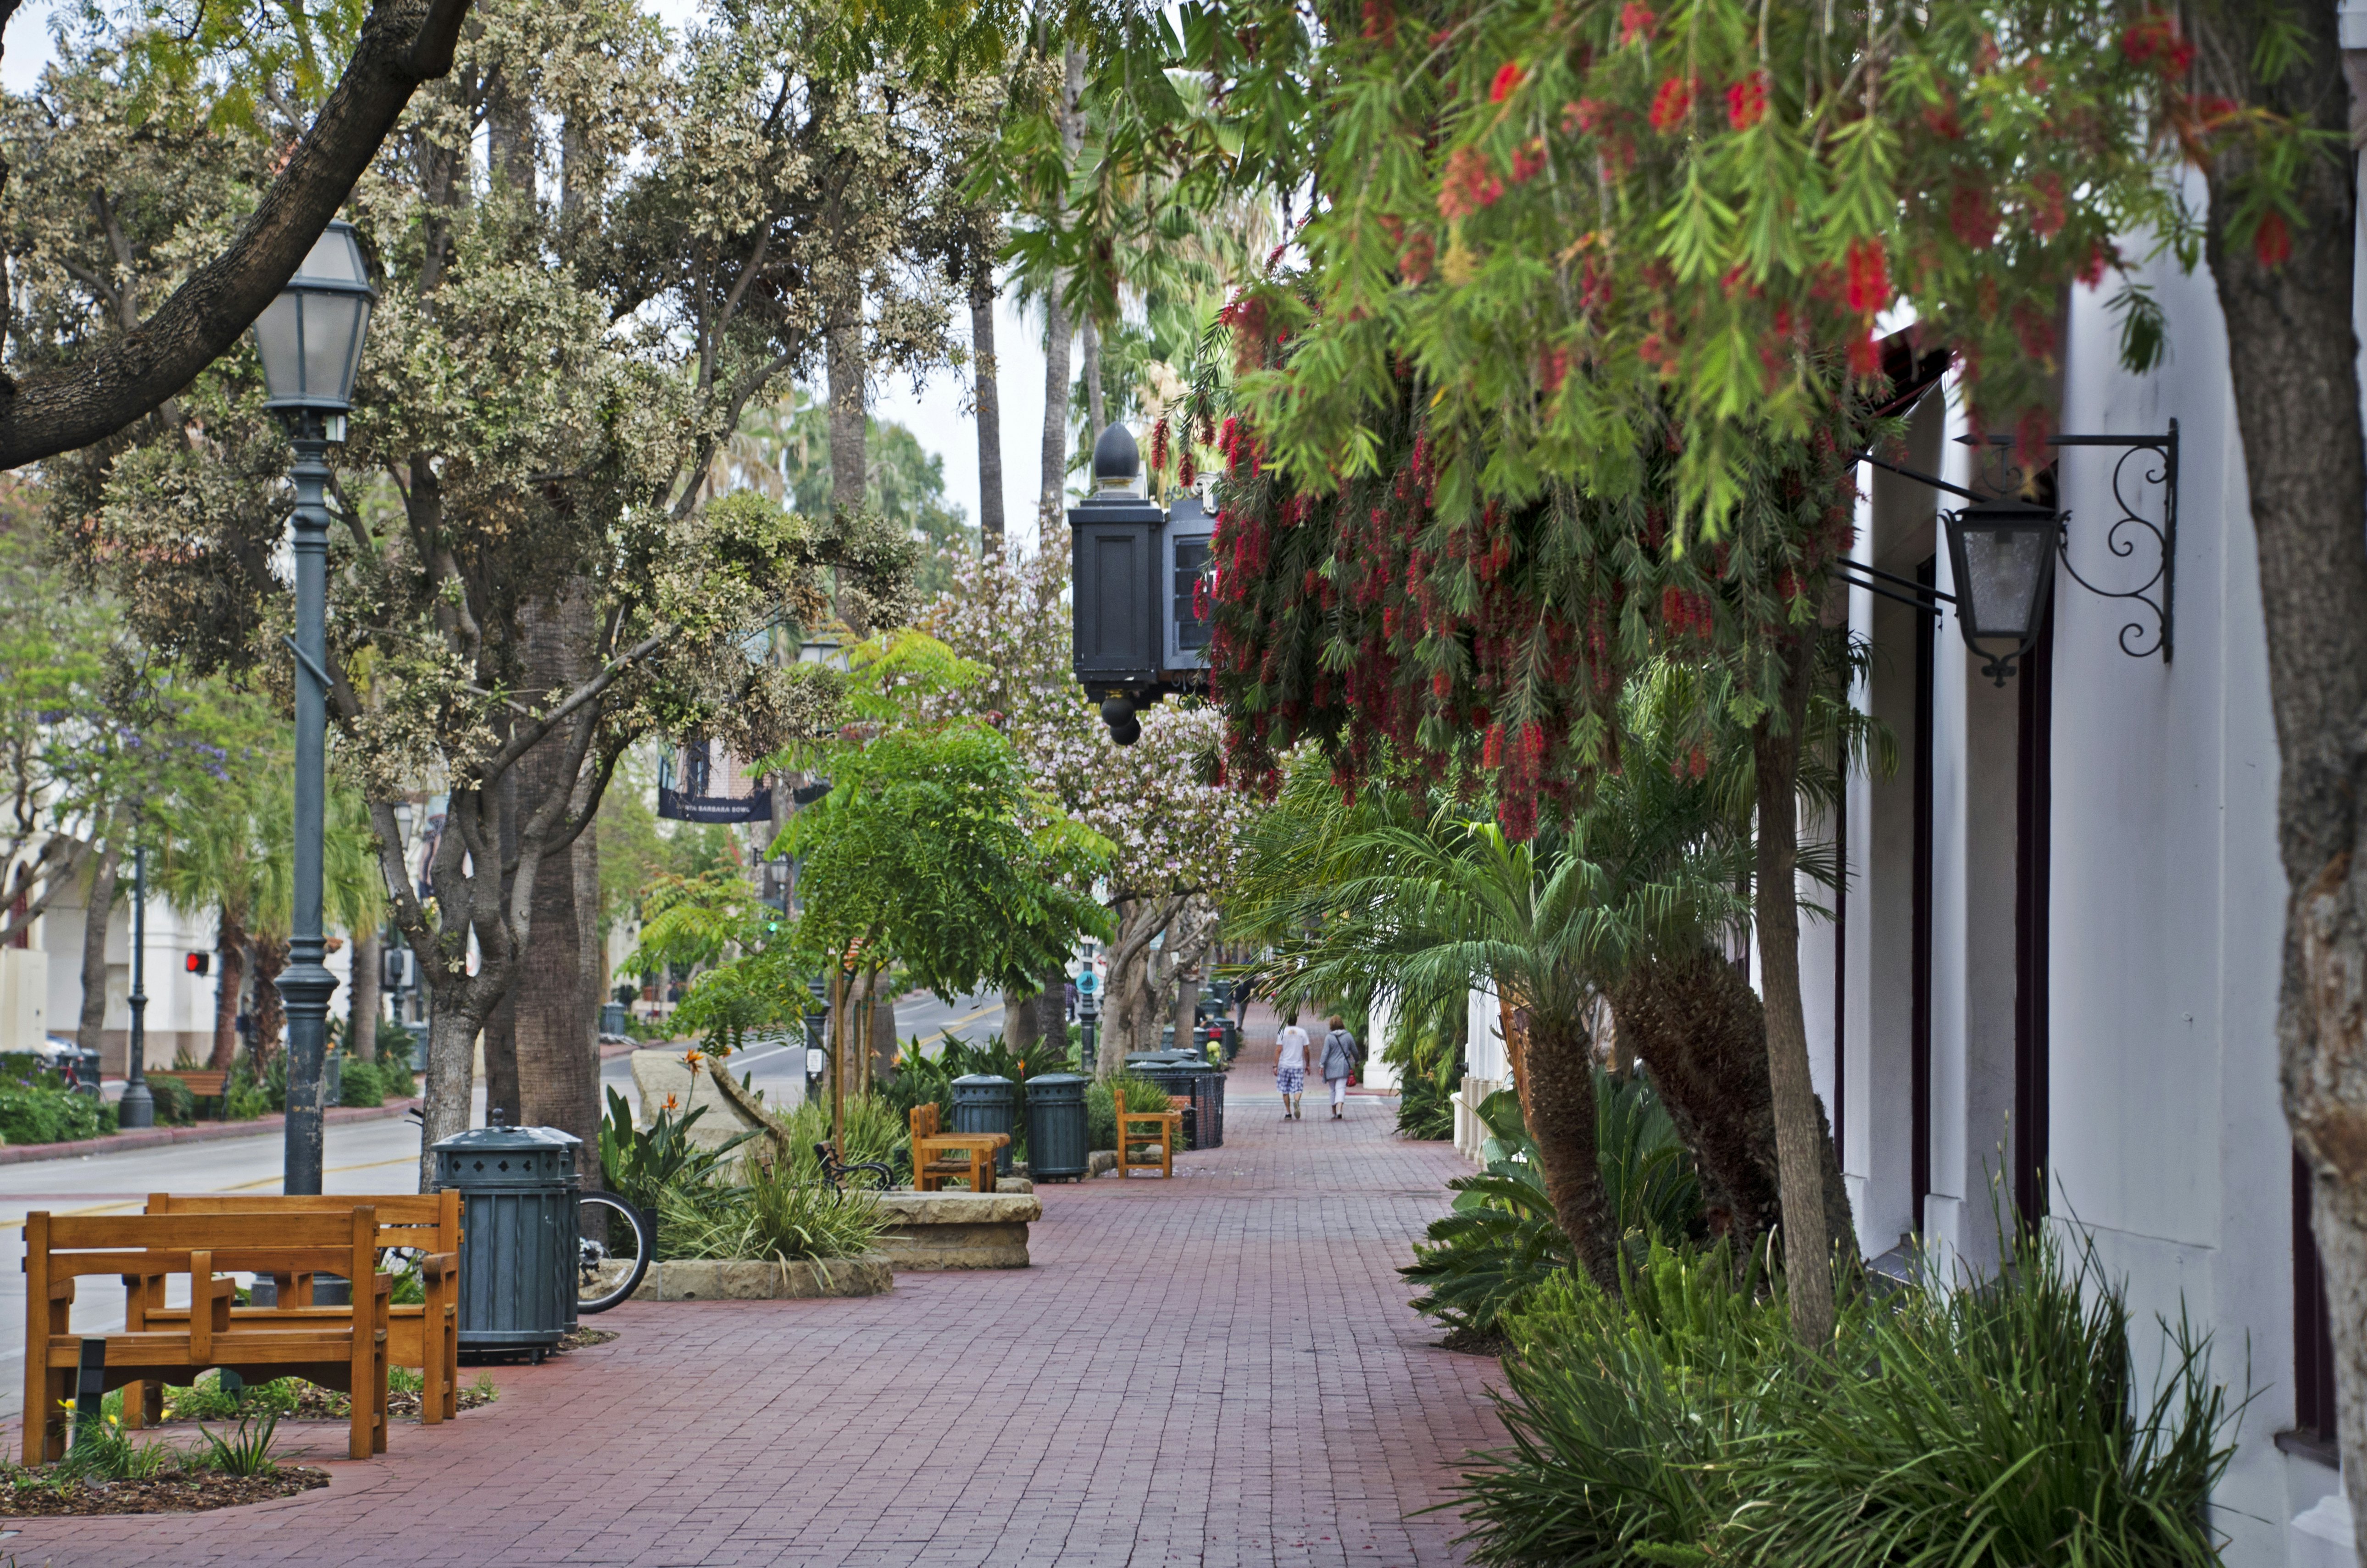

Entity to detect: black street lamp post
[251,220,374,1195]
[119,838,154,1129]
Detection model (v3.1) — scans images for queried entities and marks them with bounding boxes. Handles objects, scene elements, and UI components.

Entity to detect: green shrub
[59,1413,178,1482]
[1456,1229,2234,1568]
[337,1056,385,1107]
[1404,1076,1701,1338]
[222,1067,274,1120]
[148,1072,197,1125]
[1395,1050,1457,1140]
[1084,1075,1170,1153]
[0,1052,72,1091]
[376,1019,419,1070]
[0,1085,115,1145]
[197,1409,282,1477]
[653,1158,883,1263]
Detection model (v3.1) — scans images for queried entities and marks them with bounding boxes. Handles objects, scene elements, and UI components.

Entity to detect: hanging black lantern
[1943,496,2059,685]
[1071,423,1162,744]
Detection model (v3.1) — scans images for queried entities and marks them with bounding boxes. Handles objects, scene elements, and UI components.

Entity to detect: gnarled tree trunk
[1517,1008,1621,1292]
[1611,945,1855,1260]
[75,823,123,1065]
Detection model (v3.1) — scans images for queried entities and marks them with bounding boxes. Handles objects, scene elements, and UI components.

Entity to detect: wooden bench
[146,1069,229,1116]
[908,1103,1007,1193]
[1114,1089,1181,1179]
[123,1192,459,1428]
[23,1209,390,1463]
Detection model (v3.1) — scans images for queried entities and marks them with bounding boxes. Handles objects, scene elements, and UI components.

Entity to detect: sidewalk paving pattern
[7,1009,1501,1566]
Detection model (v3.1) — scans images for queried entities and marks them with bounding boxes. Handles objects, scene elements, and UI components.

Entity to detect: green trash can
[949,1073,1016,1177]
[432,1112,580,1361]
[1132,1062,1203,1149]
[1023,1073,1089,1181]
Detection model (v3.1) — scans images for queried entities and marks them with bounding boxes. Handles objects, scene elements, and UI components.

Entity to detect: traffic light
[184,952,210,976]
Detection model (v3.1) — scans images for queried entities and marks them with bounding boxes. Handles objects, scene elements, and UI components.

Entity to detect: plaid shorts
[1276,1067,1306,1094]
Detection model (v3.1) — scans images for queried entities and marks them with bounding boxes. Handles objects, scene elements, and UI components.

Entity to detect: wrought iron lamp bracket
[1959,422,2179,664]
[1848,423,2179,667]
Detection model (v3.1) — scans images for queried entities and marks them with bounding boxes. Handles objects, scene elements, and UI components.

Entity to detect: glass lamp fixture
[1943,496,2060,685]
[251,220,375,439]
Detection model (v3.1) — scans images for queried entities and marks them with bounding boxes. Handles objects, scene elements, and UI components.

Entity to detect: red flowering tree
[1178,0,2316,1348]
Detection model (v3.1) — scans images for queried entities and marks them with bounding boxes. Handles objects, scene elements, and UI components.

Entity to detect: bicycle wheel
[576,1191,651,1314]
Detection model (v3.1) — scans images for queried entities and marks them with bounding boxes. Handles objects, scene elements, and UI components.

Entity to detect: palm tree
[155,758,381,1073]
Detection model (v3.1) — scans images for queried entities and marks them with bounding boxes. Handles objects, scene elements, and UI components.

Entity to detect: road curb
[0,1099,422,1166]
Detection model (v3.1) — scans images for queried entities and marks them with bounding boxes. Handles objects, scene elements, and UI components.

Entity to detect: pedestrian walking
[1321,1015,1359,1120]
[1276,1014,1311,1120]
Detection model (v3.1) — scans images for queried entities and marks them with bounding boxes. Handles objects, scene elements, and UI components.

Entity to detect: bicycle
[813,1143,895,1197]
[575,1190,653,1313]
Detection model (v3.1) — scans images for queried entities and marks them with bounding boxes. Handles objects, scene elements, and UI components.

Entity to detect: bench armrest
[419,1251,459,1281]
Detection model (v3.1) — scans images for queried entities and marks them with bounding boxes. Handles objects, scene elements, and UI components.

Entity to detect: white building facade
[1787,180,2351,1563]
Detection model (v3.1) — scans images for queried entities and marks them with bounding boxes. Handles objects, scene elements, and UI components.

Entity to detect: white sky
[3,0,1069,558]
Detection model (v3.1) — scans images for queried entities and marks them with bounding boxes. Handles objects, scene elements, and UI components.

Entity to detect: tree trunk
[249,933,288,1074]
[1520,1011,1622,1292]
[969,245,1006,558]
[208,915,245,1072]
[1100,897,1175,1075]
[1003,987,1043,1056]
[350,927,381,1062]
[1037,45,1084,534]
[1031,962,1068,1068]
[828,311,872,634]
[75,824,123,1061]
[511,586,600,1152]
[418,1005,485,1190]
[1754,631,1836,1347]
[1612,945,1855,1257]
[2192,3,2367,1542]
[1081,314,1105,440]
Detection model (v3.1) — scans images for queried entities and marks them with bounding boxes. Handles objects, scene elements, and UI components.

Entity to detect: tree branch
[0,0,476,467]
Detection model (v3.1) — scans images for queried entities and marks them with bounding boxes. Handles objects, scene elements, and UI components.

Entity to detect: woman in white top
[1275,1015,1311,1120]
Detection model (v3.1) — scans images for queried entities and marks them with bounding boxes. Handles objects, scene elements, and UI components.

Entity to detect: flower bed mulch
[557,1327,619,1352]
[0,1468,329,1517]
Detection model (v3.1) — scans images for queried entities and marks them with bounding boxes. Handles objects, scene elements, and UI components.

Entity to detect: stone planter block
[872,1190,1042,1270]
[629,1254,893,1301]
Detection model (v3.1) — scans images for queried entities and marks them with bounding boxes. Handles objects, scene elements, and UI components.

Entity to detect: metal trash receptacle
[950,1073,1017,1176]
[1024,1073,1089,1181]
[1131,1062,1203,1149]
[1184,1062,1227,1149]
[431,1112,580,1360]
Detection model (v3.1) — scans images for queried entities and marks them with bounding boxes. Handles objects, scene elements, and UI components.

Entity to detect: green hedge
[0,1086,116,1145]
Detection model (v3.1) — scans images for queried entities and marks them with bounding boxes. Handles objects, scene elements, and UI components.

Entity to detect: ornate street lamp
[119,835,154,1129]
[1942,496,2060,685]
[1070,423,1214,744]
[252,219,375,1195]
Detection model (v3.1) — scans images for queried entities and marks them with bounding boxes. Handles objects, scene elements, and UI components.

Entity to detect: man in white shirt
[1275,1015,1311,1121]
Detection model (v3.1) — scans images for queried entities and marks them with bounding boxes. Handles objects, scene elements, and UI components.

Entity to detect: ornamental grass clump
[1456,1226,2234,1568]
[655,1157,883,1264]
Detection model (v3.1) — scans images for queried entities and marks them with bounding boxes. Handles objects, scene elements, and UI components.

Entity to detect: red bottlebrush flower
[1688,743,1708,780]
[1178,446,1196,488]
[1638,331,1667,369]
[2014,405,2053,473]
[2255,210,2292,268]
[1776,567,1801,602]
[1438,146,1506,221]
[1432,668,1452,698]
[1150,419,1170,474]
[1489,62,1522,102]
[1847,331,1882,379]
[1563,99,1608,135]
[1217,415,1239,454]
[1540,346,1570,392]
[1399,230,1436,282]
[1648,76,1694,134]
[1844,237,1888,315]
[1660,584,1685,632]
[1499,790,1538,843]
[1950,185,1994,249]
[1360,0,1393,43]
[1304,568,1321,595]
[1724,71,1767,131]
[1511,138,1547,182]
[2030,172,2066,239]
[2077,239,2113,287]
[2119,12,2195,77]
[1617,2,1655,44]
[1922,102,1962,140]
[1382,606,1399,638]
[2012,302,2056,360]
[1520,721,1546,764]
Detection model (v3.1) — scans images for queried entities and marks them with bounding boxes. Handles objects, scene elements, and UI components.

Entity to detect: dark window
[2291,1155,2340,1458]
[1911,556,1935,1230]
[2013,592,2055,1224]
[1173,539,1212,651]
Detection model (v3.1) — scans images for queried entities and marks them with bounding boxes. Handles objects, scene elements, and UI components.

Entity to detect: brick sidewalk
[9,1006,1500,1566]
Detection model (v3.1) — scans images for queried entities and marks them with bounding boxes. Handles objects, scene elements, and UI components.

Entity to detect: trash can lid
[949,1073,1015,1087]
[429,1107,583,1153]
[1025,1073,1088,1086]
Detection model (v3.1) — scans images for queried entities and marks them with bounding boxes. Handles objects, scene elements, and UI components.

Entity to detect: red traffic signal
[184,953,210,976]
